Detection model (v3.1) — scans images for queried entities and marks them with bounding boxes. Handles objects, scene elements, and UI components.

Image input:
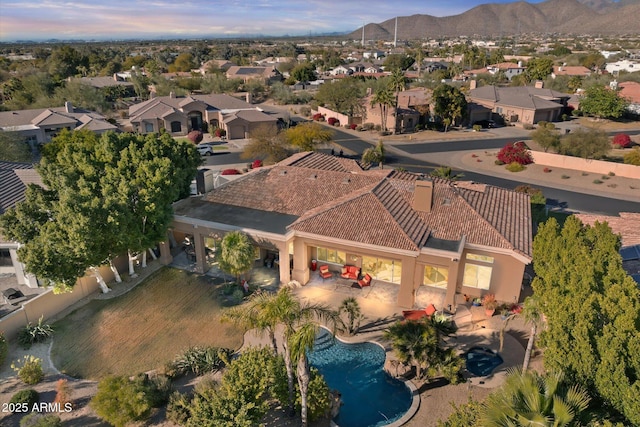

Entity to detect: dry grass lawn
[50,267,244,379]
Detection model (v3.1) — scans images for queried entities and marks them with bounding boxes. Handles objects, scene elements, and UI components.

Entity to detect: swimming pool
[308,328,413,427]
[465,346,504,377]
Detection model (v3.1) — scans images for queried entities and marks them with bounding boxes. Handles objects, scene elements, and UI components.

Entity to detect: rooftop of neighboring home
[618,81,640,104]
[469,85,570,110]
[173,152,532,260]
[574,212,640,248]
[0,161,43,216]
[128,93,269,121]
[0,102,117,132]
[74,75,134,88]
[552,65,591,77]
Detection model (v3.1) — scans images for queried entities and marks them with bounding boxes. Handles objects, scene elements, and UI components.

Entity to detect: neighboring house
[605,59,640,74]
[468,84,571,125]
[198,59,236,74]
[423,61,448,73]
[616,81,640,115]
[255,56,295,66]
[363,87,432,132]
[128,93,277,139]
[329,65,352,76]
[551,65,591,79]
[0,102,117,148]
[225,66,283,84]
[466,62,526,81]
[0,161,43,287]
[73,74,135,94]
[363,50,385,59]
[364,66,384,74]
[170,152,532,309]
[349,63,366,73]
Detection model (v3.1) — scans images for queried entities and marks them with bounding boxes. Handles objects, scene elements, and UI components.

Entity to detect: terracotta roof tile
[575,212,640,247]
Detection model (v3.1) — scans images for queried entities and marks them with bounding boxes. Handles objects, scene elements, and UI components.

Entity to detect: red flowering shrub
[612,133,632,148]
[497,141,533,165]
[312,113,324,121]
[214,128,227,138]
[252,159,263,169]
[187,130,203,144]
[327,117,340,126]
[543,167,552,173]
[221,169,241,175]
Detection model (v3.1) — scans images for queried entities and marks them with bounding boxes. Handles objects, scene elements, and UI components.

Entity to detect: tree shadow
[358,315,401,333]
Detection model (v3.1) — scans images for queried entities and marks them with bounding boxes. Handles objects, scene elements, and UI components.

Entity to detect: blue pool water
[308,328,412,427]
[465,346,504,376]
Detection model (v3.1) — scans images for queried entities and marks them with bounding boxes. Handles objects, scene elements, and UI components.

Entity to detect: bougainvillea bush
[187,130,203,144]
[327,117,340,126]
[497,141,533,165]
[251,159,263,169]
[612,133,632,148]
[221,169,241,175]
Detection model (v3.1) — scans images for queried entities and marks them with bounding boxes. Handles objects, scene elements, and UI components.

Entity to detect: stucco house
[364,87,432,133]
[168,152,532,310]
[466,62,526,81]
[468,84,571,125]
[551,65,591,79]
[616,81,640,115]
[605,59,640,75]
[225,66,283,85]
[0,102,117,148]
[128,93,278,140]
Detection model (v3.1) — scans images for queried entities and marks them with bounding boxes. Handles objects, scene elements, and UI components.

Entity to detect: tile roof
[0,162,37,215]
[574,212,640,247]
[0,105,111,130]
[194,152,532,258]
[619,81,640,104]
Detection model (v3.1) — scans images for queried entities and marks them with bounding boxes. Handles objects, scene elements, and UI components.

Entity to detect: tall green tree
[242,124,289,164]
[289,321,318,427]
[315,77,365,116]
[532,216,640,425]
[433,84,467,132]
[0,131,32,162]
[520,295,543,373]
[480,369,591,426]
[525,57,554,82]
[218,231,255,283]
[290,63,317,82]
[389,69,407,133]
[579,84,628,119]
[370,85,395,132]
[361,140,385,169]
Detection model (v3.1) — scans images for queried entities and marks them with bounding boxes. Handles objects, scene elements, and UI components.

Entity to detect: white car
[196,144,213,156]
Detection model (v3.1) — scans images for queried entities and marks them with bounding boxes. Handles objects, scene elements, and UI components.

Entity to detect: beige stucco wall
[531,151,640,179]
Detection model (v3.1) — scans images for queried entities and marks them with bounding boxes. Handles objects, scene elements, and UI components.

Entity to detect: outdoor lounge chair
[402,303,437,321]
[357,273,372,288]
[319,265,332,281]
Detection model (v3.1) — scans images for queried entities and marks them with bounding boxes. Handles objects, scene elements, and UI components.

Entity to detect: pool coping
[318,326,421,427]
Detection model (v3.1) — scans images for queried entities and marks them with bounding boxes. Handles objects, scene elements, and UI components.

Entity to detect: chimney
[517,60,523,67]
[534,80,544,89]
[470,80,477,90]
[413,179,434,213]
[113,73,119,81]
[610,80,618,90]
[169,91,176,98]
[64,101,73,113]
[246,92,253,104]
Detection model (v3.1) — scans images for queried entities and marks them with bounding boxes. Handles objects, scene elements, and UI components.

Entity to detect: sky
[0,0,547,42]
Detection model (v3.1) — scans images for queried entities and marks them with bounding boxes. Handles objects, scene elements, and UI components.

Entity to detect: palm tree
[480,369,591,426]
[429,165,465,181]
[384,319,438,379]
[521,295,543,373]
[389,69,406,133]
[288,322,318,427]
[338,297,364,336]
[218,231,255,283]
[370,85,394,132]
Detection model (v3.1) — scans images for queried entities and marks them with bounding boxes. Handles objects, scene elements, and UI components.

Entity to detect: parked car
[196,144,213,156]
[473,119,496,129]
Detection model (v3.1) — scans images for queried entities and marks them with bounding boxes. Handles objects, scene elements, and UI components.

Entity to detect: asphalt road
[203,127,640,215]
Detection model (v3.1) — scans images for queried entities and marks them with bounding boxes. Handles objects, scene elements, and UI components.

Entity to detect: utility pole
[394,16,398,48]
[362,22,365,47]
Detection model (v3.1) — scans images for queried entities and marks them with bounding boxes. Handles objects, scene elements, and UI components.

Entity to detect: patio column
[193,232,208,274]
[445,258,460,310]
[291,239,310,284]
[158,240,173,265]
[277,242,290,284]
[397,257,416,308]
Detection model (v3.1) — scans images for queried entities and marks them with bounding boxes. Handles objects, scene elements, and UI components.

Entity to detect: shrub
[593,179,603,184]
[561,175,570,179]
[11,355,44,385]
[612,133,632,148]
[415,124,424,131]
[543,167,552,173]
[356,125,364,131]
[327,117,339,126]
[497,141,532,165]
[166,391,192,425]
[473,124,482,132]
[494,159,505,166]
[523,123,534,130]
[220,168,241,175]
[170,346,232,377]
[561,114,570,121]
[299,106,311,117]
[514,185,546,205]
[350,123,357,130]
[608,171,615,176]
[187,130,203,144]
[19,413,62,427]
[54,378,73,409]
[0,332,7,368]
[214,128,226,138]
[312,113,324,121]
[18,316,54,348]
[506,162,526,172]
[91,376,152,427]
[251,159,263,169]
[10,389,39,408]
[624,147,640,165]
[133,373,172,407]
[295,368,331,422]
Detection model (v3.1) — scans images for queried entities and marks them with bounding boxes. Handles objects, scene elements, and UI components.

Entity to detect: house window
[362,256,402,284]
[170,121,182,133]
[145,123,154,133]
[254,246,261,260]
[466,254,494,263]
[423,265,448,288]
[462,264,492,289]
[316,247,345,266]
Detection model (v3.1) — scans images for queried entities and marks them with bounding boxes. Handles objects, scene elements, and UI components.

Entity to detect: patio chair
[319,265,332,281]
[357,273,372,288]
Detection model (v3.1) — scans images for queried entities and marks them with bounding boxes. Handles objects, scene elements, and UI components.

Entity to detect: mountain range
[348,0,640,39]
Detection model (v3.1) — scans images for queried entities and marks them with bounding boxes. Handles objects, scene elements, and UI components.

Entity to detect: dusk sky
[0,0,546,41]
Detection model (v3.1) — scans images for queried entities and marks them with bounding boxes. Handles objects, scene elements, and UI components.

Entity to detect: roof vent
[279,170,287,176]
[342,177,351,184]
[309,174,317,180]
[442,198,451,206]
